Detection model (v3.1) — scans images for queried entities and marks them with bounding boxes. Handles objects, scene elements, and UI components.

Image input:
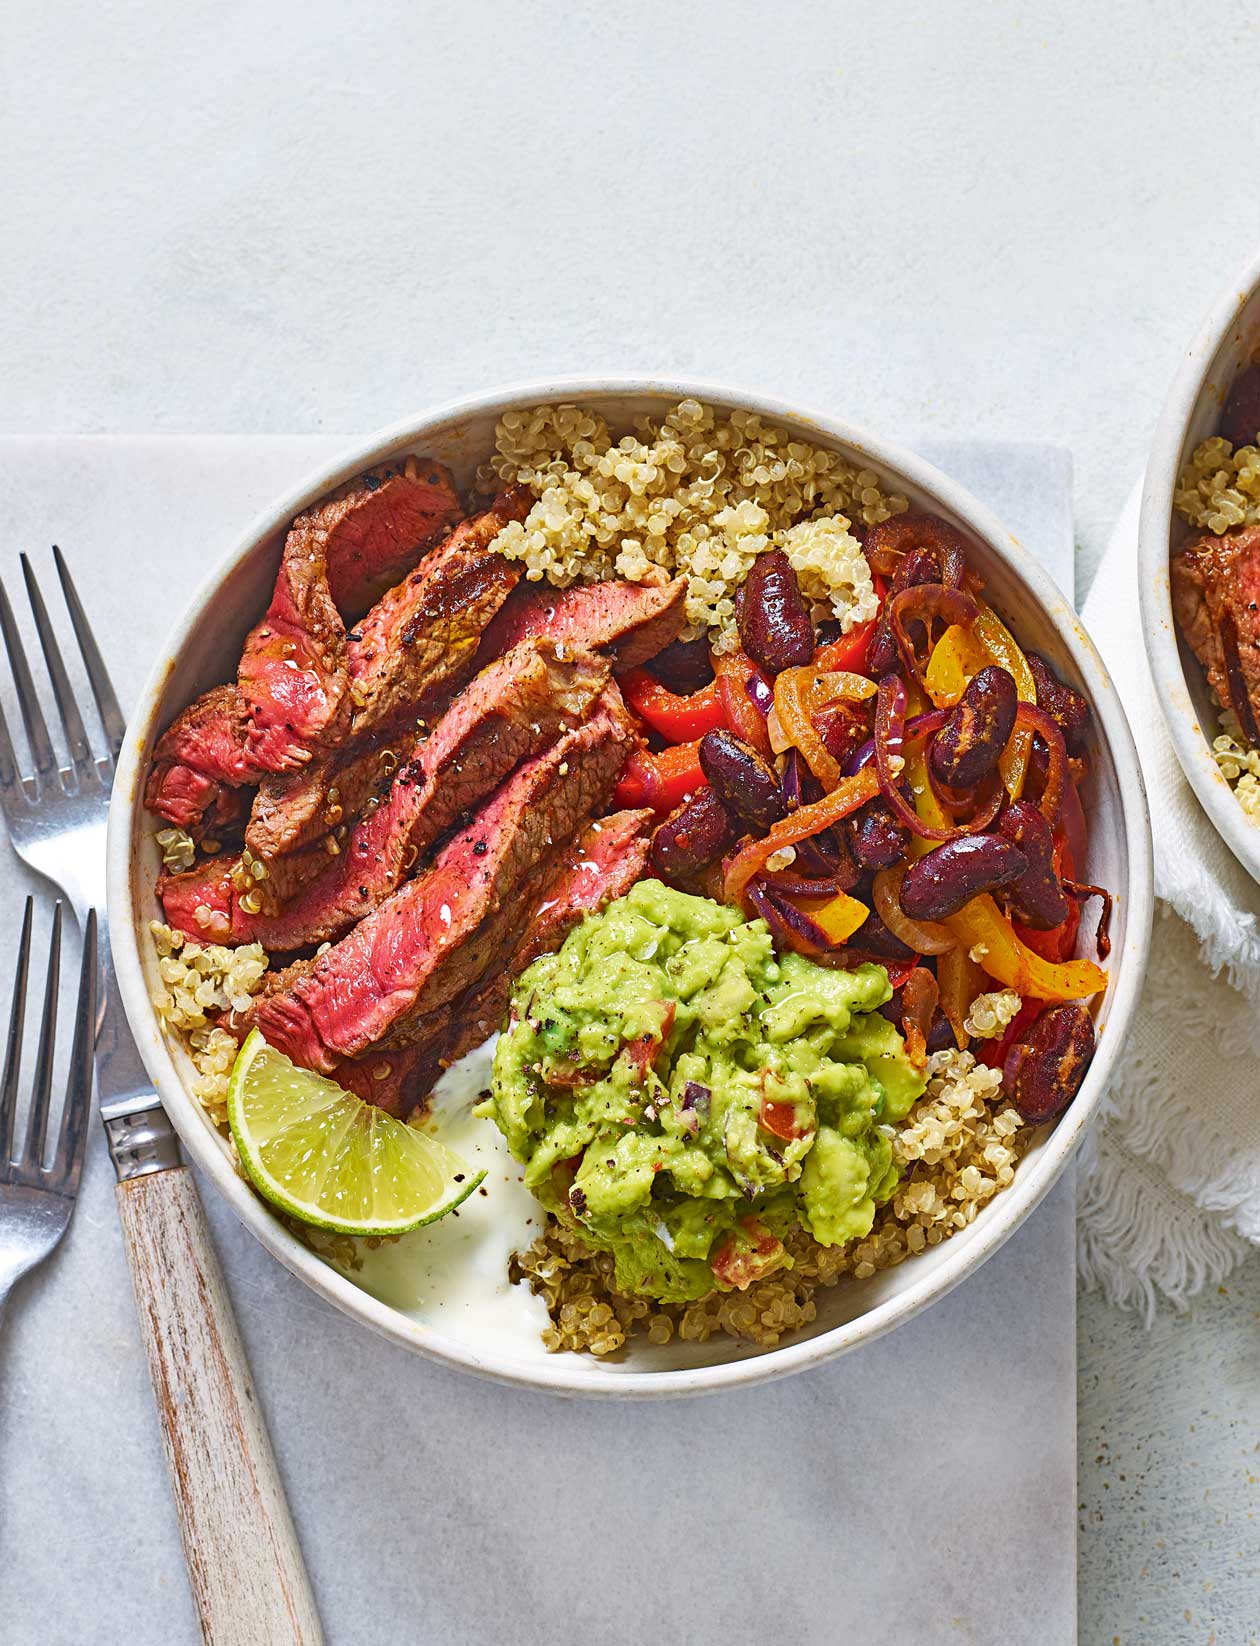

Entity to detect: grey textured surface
[6,1,1260,1639]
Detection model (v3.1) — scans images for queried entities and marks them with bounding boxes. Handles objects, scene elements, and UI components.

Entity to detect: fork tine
[53,548,126,758]
[20,901,61,1168]
[0,578,56,777]
[0,693,24,804]
[52,908,95,1194]
[0,898,32,1163]
[21,555,93,773]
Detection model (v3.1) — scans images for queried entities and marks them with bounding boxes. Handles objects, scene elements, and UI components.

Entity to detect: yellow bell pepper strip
[722,766,880,910]
[925,624,991,709]
[796,890,870,945]
[974,604,1037,797]
[908,743,1107,1001]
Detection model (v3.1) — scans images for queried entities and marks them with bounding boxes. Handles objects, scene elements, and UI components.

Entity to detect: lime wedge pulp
[227,1030,484,1236]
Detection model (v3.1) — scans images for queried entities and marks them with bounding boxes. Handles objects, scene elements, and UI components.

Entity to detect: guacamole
[483,880,926,1303]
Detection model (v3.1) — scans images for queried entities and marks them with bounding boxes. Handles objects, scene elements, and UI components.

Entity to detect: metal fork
[0,550,156,1136]
[0,898,96,1328]
[0,551,322,1643]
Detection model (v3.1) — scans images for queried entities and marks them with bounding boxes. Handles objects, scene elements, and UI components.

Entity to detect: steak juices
[146,400,1111,1353]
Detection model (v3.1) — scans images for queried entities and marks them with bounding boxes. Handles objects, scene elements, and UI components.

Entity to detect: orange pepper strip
[712,651,774,761]
[722,766,881,911]
[907,744,1106,1001]
[774,668,842,791]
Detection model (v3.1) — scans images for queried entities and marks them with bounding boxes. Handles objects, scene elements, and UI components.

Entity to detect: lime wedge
[227,1030,483,1235]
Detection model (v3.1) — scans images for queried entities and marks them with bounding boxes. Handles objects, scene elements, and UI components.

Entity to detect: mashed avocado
[483,880,926,1303]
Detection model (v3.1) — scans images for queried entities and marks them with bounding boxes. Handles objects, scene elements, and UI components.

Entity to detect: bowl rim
[1138,245,1260,887]
[108,374,1153,1399]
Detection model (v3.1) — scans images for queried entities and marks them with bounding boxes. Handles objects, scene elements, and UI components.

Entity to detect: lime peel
[227,1030,483,1236]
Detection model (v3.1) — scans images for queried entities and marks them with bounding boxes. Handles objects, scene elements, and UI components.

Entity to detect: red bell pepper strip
[613,740,707,813]
[812,574,888,674]
[620,670,727,743]
[712,650,774,761]
[976,998,1044,1070]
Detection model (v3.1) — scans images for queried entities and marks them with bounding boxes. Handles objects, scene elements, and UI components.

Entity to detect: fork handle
[116,1166,323,1646]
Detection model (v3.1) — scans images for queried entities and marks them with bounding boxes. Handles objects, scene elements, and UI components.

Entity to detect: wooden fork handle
[116,1166,323,1645]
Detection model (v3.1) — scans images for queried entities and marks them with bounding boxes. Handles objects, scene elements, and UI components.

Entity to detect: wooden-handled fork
[0,551,322,1645]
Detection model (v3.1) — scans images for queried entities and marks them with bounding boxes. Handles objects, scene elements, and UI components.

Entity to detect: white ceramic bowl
[108,378,1153,1398]
[1140,247,1260,884]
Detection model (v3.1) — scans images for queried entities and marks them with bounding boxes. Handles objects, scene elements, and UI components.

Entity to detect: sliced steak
[478,574,688,674]
[163,640,611,950]
[346,487,529,739]
[1172,524,1260,745]
[250,688,636,1073]
[238,467,462,773]
[324,463,462,618]
[146,686,264,839]
[323,808,653,1116]
[245,490,528,869]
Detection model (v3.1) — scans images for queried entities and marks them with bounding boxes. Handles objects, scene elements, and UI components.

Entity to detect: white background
[6,2,1260,1640]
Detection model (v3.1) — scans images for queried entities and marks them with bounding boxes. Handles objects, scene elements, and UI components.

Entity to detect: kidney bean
[814,700,869,766]
[699,729,785,833]
[900,835,1028,921]
[1003,1003,1095,1122]
[926,1009,957,1053]
[736,550,814,675]
[998,799,1070,929]
[649,788,735,885]
[849,904,916,961]
[1222,363,1260,450]
[847,799,909,872]
[1026,653,1090,755]
[866,544,945,676]
[930,665,1017,788]
[646,635,713,695]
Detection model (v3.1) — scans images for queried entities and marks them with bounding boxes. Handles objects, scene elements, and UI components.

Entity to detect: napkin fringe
[1077,1117,1252,1322]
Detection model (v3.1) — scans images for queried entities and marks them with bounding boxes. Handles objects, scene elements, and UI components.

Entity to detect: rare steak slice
[345,487,530,740]
[1172,524,1260,745]
[245,489,529,869]
[311,809,653,1116]
[238,466,462,773]
[477,575,688,674]
[250,690,635,1073]
[160,640,611,949]
[146,685,264,839]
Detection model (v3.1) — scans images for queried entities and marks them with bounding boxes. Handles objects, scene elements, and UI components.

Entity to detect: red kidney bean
[699,729,785,833]
[847,799,909,871]
[646,636,713,694]
[926,1009,957,1052]
[814,700,869,766]
[649,788,735,885]
[1222,363,1260,450]
[900,835,1028,921]
[1026,653,1090,755]
[1003,1004,1095,1121]
[736,550,814,675]
[998,799,1070,929]
[930,665,1017,788]
[849,903,916,961]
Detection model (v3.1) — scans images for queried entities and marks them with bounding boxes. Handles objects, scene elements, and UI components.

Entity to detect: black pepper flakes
[473,839,488,856]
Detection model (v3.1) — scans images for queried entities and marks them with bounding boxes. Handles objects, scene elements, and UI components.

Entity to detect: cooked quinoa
[479,399,902,651]
[148,921,269,1125]
[1173,433,1260,535]
[1212,720,1260,824]
[963,987,1022,1040]
[511,1047,1027,1356]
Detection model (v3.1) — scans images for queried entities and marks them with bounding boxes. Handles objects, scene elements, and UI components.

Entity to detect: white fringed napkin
[1078,483,1260,1315]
